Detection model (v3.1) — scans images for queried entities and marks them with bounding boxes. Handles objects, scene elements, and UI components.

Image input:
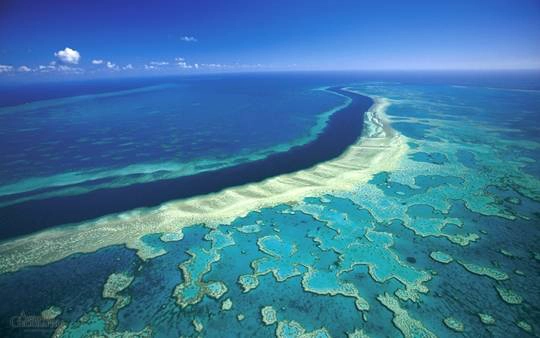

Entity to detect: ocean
[0,75,345,211]
[0,71,539,337]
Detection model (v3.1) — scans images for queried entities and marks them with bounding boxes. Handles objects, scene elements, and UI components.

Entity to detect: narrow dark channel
[0,87,373,240]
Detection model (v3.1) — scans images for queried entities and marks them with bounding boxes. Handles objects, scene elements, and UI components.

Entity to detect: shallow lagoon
[0,75,539,337]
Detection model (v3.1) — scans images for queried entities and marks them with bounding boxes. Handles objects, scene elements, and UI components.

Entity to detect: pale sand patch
[0,94,408,274]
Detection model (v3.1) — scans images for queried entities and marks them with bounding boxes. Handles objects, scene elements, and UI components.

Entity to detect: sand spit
[0,92,408,274]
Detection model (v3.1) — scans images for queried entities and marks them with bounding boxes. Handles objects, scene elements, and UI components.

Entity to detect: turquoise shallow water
[0,75,539,337]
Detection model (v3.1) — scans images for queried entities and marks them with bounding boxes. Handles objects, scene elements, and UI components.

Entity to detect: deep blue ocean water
[0,72,539,337]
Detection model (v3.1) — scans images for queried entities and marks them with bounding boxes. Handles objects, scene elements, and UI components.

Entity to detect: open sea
[0,71,539,337]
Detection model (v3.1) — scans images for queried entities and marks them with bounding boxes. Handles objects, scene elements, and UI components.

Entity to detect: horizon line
[2,67,540,86]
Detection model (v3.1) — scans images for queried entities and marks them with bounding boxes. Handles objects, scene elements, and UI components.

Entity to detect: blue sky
[1,0,539,80]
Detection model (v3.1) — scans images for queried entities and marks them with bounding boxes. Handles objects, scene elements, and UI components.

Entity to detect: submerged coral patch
[429,251,453,264]
[41,305,62,320]
[276,320,331,338]
[173,229,234,308]
[443,317,464,332]
[377,293,436,338]
[517,320,533,333]
[457,261,509,281]
[261,306,277,325]
[495,286,523,305]
[221,298,233,311]
[478,313,496,325]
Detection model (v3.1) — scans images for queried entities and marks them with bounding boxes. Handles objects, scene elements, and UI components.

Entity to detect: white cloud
[106,61,119,70]
[173,57,192,69]
[54,47,81,64]
[142,58,200,71]
[202,63,224,68]
[57,65,84,73]
[0,65,14,73]
[198,63,269,70]
[38,65,56,72]
[92,59,127,71]
[36,63,83,74]
[18,65,32,72]
[180,36,197,42]
[177,61,192,69]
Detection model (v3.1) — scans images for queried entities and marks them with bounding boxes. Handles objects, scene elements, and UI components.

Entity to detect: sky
[0,0,540,81]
